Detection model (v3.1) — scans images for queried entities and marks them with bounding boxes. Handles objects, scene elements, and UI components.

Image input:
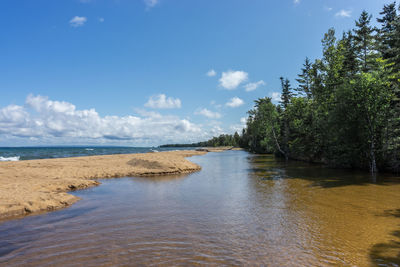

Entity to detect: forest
[159,132,242,148]
[241,3,400,174]
[163,3,400,174]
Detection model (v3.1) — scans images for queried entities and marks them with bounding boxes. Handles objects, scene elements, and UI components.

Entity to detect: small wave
[0,156,20,162]
[85,148,94,151]
[150,149,159,153]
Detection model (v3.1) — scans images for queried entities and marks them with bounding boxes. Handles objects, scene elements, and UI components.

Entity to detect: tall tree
[353,10,379,72]
[377,2,398,60]
[390,4,400,75]
[280,77,292,160]
[296,57,313,99]
[339,31,358,78]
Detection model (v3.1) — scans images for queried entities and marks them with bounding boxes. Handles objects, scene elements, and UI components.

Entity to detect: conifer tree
[280,77,292,160]
[295,57,312,99]
[340,31,358,78]
[377,2,397,60]
[353,11,379,72]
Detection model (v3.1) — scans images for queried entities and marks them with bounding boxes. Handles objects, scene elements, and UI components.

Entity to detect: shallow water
[0,151,399,266]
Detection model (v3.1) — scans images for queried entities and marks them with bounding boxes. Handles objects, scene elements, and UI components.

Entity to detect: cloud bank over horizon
[0,94,221,146]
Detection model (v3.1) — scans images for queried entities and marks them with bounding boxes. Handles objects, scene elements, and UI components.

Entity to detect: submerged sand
[0,150,206,221]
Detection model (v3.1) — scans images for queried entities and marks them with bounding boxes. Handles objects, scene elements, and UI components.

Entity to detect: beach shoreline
[0,150,210,221]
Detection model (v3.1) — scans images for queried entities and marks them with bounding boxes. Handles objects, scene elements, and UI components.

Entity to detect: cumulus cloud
[226,97,244,108]
[144,0,158,8]
[271,92,281,102]
[0,95,214,145]
[244,80,266,92]
[69,16,87,27]
[219,70,248,90]
[335,9,352,18]
[195,108,221,119]
[206,69,217,77]
[145,94,181,109]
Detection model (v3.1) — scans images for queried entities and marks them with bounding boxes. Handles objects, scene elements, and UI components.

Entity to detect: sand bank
[0,150,206,221]
[195,146,243,152]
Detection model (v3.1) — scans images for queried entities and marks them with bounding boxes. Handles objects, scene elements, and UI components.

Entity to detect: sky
[0,0,394,146]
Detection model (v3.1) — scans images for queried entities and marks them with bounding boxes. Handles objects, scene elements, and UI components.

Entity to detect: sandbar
[0,150,207,221]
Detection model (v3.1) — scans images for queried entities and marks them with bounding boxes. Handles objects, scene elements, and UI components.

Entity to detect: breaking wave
[0,156,20,162]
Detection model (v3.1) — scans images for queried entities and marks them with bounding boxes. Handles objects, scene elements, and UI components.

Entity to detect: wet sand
[0,150,207,220]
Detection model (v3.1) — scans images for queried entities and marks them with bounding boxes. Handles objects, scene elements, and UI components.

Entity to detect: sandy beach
[0,150,207,221]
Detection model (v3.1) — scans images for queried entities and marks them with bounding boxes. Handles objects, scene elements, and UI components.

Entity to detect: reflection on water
[0,151,399,266]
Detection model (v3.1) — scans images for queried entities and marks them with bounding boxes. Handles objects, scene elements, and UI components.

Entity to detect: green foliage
[160,132,241,148]
[242,4,400,174]
[164,3,400,174]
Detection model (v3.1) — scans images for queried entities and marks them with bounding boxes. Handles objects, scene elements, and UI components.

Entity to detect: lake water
[0,151,399,266]
[0,146,193,161]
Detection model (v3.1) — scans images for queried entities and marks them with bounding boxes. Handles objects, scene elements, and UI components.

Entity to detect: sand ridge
[0,150,207,221]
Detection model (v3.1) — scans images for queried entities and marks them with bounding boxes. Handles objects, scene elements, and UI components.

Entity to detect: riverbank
[195,146,242,152]
[0,150,207,221]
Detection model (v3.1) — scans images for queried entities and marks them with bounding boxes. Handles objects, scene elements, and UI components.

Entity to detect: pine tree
[390,4,400,75]
[386,4,400,172]
[353,11,379,72]
[377,2,397,60]
[340,31,358,78]
[280,77,292,109]
[295,57,312,99]
[280,77,292,160]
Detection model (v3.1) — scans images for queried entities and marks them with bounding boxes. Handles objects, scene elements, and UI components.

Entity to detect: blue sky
[0,0,394,146]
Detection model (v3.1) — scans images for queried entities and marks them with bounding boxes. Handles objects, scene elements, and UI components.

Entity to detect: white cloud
[294,0,300,4]
[195,108,221,119]
[0,95,217,145]
[144,0,158,8]
[244,80,266,92]
[229,117,247,133]
[219,70,248,90]
[99,17,104,22]
[324,6,333,12]
[226,97,244,108]
[271,92,281,102]
[206,69,217,77]
[144,94,181,109]
[69,16,87,27]
[335,9,352,18]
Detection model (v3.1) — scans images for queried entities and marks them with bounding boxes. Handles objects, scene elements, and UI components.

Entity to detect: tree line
[160,132,241,148]
[241,3,400,174]
[162,3,400,174]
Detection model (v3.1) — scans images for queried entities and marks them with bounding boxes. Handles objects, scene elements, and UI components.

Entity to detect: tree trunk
[370,139,378,175]
[272,127,288,160]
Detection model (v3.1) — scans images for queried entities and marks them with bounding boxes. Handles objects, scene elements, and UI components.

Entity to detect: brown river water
[0,151,399,266]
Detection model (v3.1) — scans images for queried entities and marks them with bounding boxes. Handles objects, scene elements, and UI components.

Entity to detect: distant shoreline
[0,150,210,222]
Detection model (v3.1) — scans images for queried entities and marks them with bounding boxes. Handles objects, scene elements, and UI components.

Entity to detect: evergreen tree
[339,31,358,78]
[280,77,292,160]
[377,2,397,60]
[295,57,312,99]
[353,11,379,72]
[390,4,400,75]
